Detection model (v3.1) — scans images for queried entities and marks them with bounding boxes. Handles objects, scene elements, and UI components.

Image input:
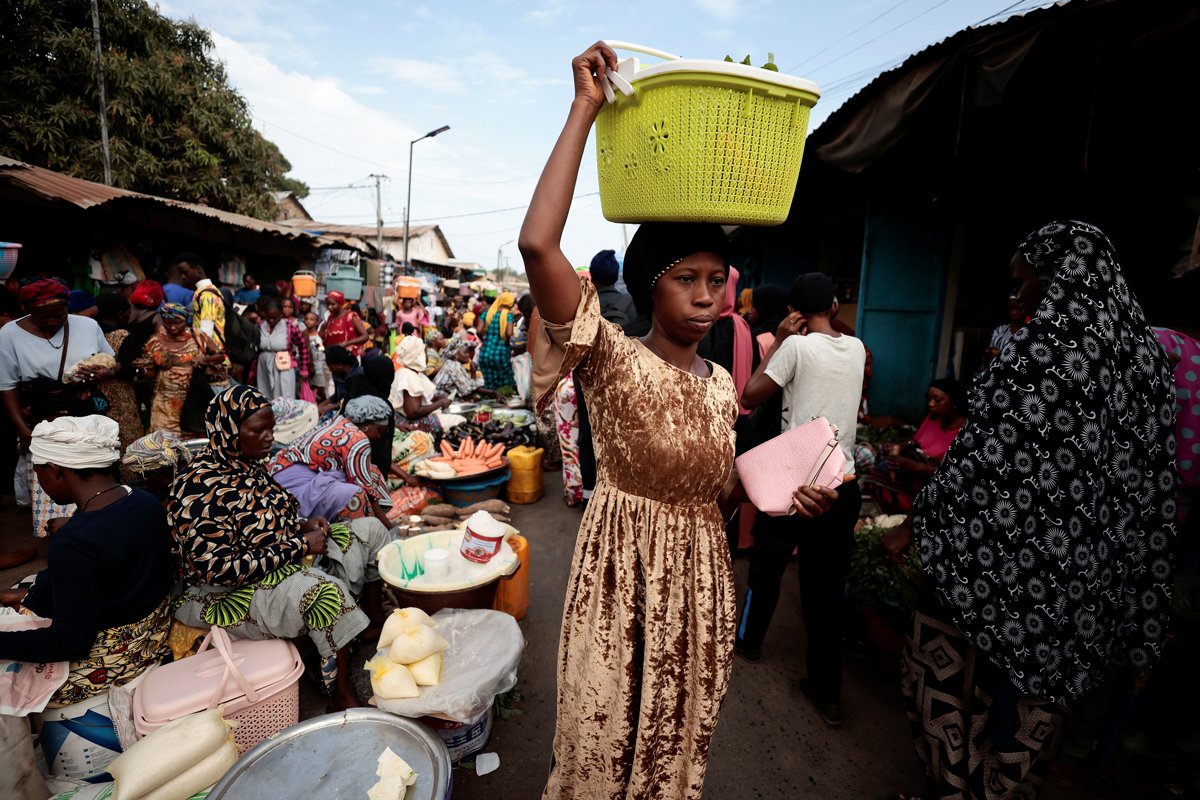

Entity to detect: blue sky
[159,0,1052,270]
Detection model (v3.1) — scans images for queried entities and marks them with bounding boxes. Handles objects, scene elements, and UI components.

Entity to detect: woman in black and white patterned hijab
[901,221,1177,797]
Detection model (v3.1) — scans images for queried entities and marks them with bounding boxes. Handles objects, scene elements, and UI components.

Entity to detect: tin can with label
[459,524,503,564]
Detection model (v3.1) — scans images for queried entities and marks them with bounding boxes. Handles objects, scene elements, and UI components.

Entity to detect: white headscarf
[396,335,427,372]
[30,415,121,469]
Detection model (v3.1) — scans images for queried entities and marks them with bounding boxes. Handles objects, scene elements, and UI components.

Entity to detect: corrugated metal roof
[280,220,455,260]
[0,155,138,207]
[0,156,366,252]
[278,220,436,238]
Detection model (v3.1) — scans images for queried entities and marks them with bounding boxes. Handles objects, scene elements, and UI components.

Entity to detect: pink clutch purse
[736,417,845,516]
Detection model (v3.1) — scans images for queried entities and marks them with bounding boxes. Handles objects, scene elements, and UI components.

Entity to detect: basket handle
[199,626,262,710]
[602,40,682,61]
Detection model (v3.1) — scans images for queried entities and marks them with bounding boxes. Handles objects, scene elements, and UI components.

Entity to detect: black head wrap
[622,222,731,316]
[928,377,967,415]
[751,284,789,335]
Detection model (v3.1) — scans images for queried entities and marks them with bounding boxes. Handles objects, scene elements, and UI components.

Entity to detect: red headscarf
[130,280,165,309]
[721,266,753,415]
[326,290,345,305]
[275,280,292,298]
[19,277,69,309]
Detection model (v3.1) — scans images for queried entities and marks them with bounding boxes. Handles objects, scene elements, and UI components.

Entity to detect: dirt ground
[1,473,1183,799]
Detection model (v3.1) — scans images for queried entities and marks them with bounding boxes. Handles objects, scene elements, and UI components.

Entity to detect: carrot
[430,456,451,463]
[455,464,488,476]
[485,457,503,468]
[440,440,455,459]
[483,443,503,460]
[456,439,467,458]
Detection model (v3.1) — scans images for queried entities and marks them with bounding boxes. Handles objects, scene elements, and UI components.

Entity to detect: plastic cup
[424,548,450,580]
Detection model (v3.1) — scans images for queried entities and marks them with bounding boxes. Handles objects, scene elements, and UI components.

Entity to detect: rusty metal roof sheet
[0,156,366,252]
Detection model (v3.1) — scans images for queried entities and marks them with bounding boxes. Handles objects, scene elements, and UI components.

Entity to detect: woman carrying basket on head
[520,42,836,800]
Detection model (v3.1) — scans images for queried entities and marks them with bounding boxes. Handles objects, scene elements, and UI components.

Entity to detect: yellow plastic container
[492,534,529,621]
[506,446,544,504]
[595,42,820,226]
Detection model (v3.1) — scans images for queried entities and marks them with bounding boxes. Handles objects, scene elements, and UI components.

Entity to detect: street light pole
[403,125,450,272]
[497,239,514,286]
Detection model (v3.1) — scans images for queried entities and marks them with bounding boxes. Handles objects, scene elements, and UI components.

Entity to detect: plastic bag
[13,454,30,507]
[372,608,523,723]
[299,381,317,404]
[0,608,69,716]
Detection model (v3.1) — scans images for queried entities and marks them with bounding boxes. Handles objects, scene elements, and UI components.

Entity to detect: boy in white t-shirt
[737,272,866,727]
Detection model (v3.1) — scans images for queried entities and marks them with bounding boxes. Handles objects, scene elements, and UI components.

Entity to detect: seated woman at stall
[268,395,396,529]
[867,378,968,513]
[389,335,452,431]
[169,385,390,710]
[121,429,195,504]
[433,335,484,399]
[423,329,446,377]
[0,416,172,709]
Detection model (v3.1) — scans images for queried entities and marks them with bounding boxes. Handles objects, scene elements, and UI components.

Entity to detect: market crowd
[0,252,535,716]
[0,50,1195,800]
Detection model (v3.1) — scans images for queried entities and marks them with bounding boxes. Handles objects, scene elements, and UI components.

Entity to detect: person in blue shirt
[234,273,261,305]
[161,260,195,309]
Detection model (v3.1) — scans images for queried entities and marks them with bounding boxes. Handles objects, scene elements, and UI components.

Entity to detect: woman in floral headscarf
[896,221,1177,798]
[140,303,208,435]
[169,385,390,709]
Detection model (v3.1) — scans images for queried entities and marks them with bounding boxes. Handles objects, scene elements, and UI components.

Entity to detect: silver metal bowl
[207,708,451,799]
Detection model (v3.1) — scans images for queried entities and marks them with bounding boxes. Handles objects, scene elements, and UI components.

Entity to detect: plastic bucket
[36,692,121,782]
[291,270,317,298]
[419,705,493,763]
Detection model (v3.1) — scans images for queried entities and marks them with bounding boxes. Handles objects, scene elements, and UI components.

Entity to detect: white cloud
[695,0,740,19]
[371,58,468,94]
[524,0,568,26]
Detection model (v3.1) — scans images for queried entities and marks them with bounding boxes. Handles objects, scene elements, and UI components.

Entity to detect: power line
[256,117,395,170]
[310,192,601,225]
[805,0,955,78]
[974,0,1054,26]
[786,0,919,72]
[974,0,1030,25]
[411,192,599,223]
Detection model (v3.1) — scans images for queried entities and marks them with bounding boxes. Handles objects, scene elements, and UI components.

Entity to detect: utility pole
[369,174,388,286]
[90,0,113,186]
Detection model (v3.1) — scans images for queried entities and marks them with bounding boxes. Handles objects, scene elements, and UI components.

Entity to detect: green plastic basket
[595,42,820,227]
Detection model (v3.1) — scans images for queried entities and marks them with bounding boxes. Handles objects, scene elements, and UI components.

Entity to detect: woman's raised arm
[518,42,617,325]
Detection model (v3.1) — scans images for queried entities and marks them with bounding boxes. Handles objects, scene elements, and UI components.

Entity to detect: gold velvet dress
[533,282,737,800]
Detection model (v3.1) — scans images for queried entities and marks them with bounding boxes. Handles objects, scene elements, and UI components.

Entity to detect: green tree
[0,0,309,219]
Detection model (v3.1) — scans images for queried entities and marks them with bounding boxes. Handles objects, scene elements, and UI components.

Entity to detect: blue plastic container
[442,472,510,508]
[324,264,363,301]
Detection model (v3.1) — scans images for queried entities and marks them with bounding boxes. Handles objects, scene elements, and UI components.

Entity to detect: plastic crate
[595,43,819,227]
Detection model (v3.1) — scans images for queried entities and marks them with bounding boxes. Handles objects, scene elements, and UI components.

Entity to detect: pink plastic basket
[133,627,303,755]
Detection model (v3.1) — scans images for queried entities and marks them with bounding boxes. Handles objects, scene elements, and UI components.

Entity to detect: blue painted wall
[856,201,949,420]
